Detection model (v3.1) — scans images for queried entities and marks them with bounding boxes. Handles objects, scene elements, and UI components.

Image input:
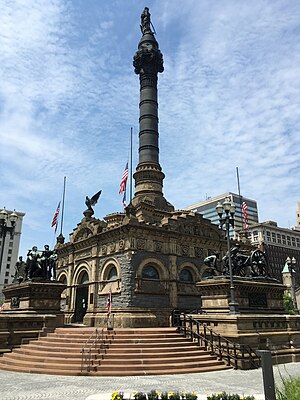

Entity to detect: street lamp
[286,256,298,314]
[0,208,18,274]
[216,198,239,314]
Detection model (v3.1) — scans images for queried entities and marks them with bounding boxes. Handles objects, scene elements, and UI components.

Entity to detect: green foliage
[147,391,159,400]
[168,393,181,400]
[133,392,147,400]
[207,393,255,400]
[276,376,300,400]
[283,294,295,315]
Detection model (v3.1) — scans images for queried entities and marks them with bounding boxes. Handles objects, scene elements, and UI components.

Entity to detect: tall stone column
[132,8,173,212]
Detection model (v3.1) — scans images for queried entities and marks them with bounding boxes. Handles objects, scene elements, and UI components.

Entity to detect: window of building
[79,271,89,285]
[7,257,11,261]
[6,264,10,269]
[142,265,159,280]
[5,272,9,277]
[9,241,13,247]
[266,231,270,236]
[8,249,12,254]
[179,269,193,283]
[4,279,8,284]
[107,266,118,281]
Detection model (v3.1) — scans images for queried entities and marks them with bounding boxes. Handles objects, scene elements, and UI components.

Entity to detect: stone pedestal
[3,281,66,314]
[197,277,285,314]
[0,281,66,353]
[192,277,300,364]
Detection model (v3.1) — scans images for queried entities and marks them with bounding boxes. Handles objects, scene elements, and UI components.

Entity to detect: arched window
[60,276,67,285]
[179,268,193,283]
[79,271,89,285]
[142,265,159,280]
[108,266,118,281]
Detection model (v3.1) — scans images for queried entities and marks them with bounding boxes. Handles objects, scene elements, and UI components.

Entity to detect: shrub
[276,375,300,400]
[207,393,255,400]
[133,392,147,400]
[147,390,159,400]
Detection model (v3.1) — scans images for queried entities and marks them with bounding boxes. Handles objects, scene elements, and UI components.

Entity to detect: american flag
[106,289,112,315]
[51,202,60,233]
[119,163,128,207]
[242,201,249,230]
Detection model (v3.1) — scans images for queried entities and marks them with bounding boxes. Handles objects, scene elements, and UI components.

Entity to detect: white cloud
[0,0,299,256]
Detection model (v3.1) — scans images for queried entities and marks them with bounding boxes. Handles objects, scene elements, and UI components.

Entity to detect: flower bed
[111,391,257,400]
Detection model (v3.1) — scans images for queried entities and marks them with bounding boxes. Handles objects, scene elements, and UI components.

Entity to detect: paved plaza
[1,362,300,400]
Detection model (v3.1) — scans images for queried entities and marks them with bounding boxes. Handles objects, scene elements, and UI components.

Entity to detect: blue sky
[1,0,300,257]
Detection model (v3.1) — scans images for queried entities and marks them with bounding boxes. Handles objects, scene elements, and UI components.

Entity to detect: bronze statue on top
[204,245,271,279]
[140,7,152,34]
[12,245,57,282]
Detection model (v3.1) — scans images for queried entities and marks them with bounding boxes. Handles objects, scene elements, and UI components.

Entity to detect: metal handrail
[178,314,261,370]
[80,315,115,373]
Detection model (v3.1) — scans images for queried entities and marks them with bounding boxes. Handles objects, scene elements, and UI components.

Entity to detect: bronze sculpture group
[13,245,57,283]
[204,244,271,279]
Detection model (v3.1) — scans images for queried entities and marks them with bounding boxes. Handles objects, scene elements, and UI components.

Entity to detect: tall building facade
[184,192,259,239]
[0,209,25,299]
[248,221,300,282]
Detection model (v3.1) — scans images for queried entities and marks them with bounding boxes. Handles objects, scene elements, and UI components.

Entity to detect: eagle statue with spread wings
[84,190,102,216]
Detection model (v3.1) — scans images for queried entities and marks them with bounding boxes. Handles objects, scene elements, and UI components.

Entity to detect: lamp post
[216,198,239,314]
[286,256,298,314]
[0,208,18,274]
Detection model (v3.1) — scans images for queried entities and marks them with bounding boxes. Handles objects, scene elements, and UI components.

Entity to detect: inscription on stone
[249,292,267,308]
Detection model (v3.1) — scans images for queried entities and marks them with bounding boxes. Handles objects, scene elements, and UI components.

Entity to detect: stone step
[0,362,230,377]
[4,351,216,366]
[0,326,229,376]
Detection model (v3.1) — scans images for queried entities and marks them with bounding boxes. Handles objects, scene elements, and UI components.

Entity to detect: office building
[0,209,25,299]
[184,192,259,239]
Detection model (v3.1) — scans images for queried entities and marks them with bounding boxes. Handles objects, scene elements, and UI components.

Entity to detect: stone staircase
[0,327,230,376]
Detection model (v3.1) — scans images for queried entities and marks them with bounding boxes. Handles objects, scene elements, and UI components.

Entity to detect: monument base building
[56,206,226,327]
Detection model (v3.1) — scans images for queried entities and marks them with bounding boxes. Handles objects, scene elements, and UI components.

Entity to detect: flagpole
[130,127,133,203]
[236,167,243,236]
[60,176,66,236]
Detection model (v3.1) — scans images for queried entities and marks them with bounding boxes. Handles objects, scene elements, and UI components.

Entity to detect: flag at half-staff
[242,201,249,230]
[119,162,129,207]
[51,202,61,233]
[106,289,112,315]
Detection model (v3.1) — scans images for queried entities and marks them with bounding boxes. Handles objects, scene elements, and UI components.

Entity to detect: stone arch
[100,258,121,282]
[72,264,90,323]
[137,257,169,281]
[57,273,68,311]
[178,262,199,283]
[99,258,121,294]
[72,262,90,286]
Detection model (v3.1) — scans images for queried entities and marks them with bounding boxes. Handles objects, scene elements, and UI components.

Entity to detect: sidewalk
[1,362,300,400]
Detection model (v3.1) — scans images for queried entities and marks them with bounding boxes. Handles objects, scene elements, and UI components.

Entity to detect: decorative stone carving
[154,241,163,252]
[109,242,116,252]
[194,247,205,259]
[119,240,125,250]
[137,239,146,250]
[102,245,107,255]
[181,245,189,257]
[74,227,93,242]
